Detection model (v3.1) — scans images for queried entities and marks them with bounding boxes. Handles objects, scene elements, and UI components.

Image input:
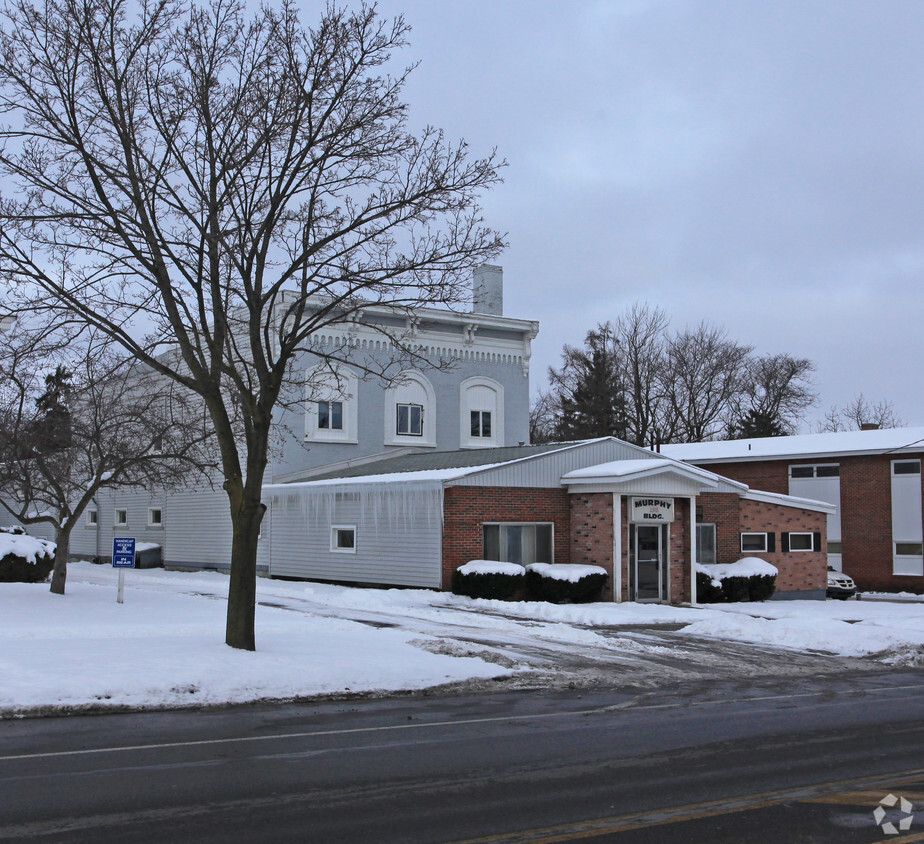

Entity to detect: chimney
[860,423,880,431]
[472,265,503,316]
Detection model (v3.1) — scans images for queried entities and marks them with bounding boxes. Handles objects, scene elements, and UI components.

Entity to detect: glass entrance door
[634,525,662,601]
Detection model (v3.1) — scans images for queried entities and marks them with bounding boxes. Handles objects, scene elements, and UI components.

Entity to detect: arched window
[304,365,359,443]
[384,371,436,447]
[460,376,504,448]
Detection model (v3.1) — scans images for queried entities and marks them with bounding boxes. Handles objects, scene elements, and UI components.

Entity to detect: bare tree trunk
[49,528,70,595]
[223,466,267,651]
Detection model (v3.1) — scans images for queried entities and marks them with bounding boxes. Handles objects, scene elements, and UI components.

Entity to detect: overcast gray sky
[365,0,924,429]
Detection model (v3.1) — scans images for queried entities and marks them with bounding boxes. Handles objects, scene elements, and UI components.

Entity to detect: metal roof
[301,441,599,481]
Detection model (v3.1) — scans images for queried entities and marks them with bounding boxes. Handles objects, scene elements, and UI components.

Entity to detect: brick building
[264,438,833,602]
[663,426,924,593]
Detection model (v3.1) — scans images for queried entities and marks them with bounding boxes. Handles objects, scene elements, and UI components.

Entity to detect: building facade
[663,427,924,593]
[67,266,539,569]
[263,439,832,602]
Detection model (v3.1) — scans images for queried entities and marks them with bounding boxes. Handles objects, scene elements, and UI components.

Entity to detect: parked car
[826,566,857,599]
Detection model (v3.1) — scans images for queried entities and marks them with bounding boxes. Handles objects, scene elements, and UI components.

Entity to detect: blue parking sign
[112,537,136,568]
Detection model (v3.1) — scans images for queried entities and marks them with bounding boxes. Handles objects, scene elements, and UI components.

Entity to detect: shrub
[695,570,724,603]
[695,561,777,603]
[747,574,777,602]
[0,534,56,583]
[526,564,608,604]
[451,561,525,600]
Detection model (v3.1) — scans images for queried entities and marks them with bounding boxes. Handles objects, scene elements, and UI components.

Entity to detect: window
[384,372,435,447]
[470,410,492,438]
[331,525,356,553]
[741,532,768,553]
[317,400,343,431]
[482,523,553,565]
[396,403,423,436]
[896,542,924,556]
[827,541,843,554]
[304,366,358,443]
[115,509,128,526]
[148,508,163,527]
[460,376,503,449]
[787,532,814,552]
[696,524,716,565]
[86,509,98,527]
[893,460,921,476]
[790,464,839,478]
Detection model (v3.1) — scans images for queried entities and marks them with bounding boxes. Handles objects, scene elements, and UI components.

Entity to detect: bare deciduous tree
[0,326,215,594]
[614,303,669,446]
[661,323,752,443]
[819,394,904,432]
[0,0,503,648]
[728,354,817,438]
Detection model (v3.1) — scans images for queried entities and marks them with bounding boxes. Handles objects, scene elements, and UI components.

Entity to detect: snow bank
[457,560,525,576]
[527,563,607,583]
[696,557,778,585]
[0,533,55,564]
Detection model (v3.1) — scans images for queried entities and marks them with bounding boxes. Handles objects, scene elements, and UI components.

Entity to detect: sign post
[112,537,136,604]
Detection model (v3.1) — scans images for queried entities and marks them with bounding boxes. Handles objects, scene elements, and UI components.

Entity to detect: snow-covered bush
[451,561,526,600]
[695,558,778,603]
[0,533,56,583]
[526,563,608,604]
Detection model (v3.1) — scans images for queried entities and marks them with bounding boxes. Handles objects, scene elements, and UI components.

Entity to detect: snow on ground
[4,561,924,714]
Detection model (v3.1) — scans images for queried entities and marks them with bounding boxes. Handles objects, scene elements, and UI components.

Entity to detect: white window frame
[114,509,128,526]
[460,376,504,449]
[787,532,814,552]
[395,402,424,436]
[740,532,768,553]
[892,460,921,476]
[148,507,164,528]
[317,399,344,432]
[304,366,358,444]
[331,525,356,554]
[384,371,436,447]
[86,509,98,528]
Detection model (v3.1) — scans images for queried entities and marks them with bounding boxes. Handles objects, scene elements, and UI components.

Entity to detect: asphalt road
[3,667,924,843]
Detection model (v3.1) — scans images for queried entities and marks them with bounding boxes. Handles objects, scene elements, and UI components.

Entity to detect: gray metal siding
[270,346,531,481]
[448,440,655,488]
[268,484,442,587]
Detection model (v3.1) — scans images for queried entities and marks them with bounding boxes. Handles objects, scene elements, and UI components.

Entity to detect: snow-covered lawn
[3,561,924,715]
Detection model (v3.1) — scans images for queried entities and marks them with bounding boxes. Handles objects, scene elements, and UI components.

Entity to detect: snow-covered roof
[742,489,837,515]
[561,457,727,489]
[263,463,503,490]
[661,426,924,464]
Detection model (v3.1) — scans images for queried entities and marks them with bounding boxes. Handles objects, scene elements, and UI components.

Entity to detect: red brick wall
[706,460,789,494]
[669,498,691,602]
[704,454,924,593]
[739,499,826,593]
[698,492,826,593]
[441,487,571,589]
[570,493,615,600]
